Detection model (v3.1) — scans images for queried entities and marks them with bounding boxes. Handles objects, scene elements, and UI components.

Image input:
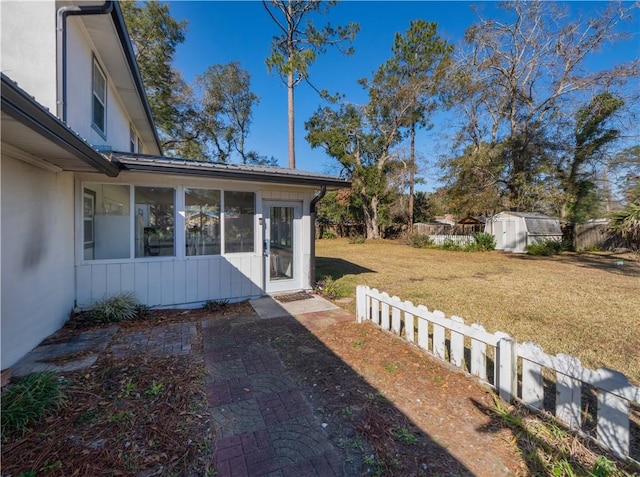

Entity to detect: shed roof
[111,153,351,189]
[495,211,562,235]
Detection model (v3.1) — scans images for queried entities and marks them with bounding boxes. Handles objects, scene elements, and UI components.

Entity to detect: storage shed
[485,212,562,253]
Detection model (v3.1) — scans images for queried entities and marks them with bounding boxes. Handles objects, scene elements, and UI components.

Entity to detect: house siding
[1,155,76,368]
[0,1,57,112]
[73,172,316,308]
[65,17,139,152]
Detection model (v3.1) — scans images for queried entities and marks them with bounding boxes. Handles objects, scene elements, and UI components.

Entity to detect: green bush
[320,231,337,239]
[90,292,139,323]
[441,238,464,251]
[315,275,348,299]
[472,232,496,251]
[203,299,229,312]
[348,233,366,244]
[1,372,65,438]
[407,233,433,248]
[525,239,563,256]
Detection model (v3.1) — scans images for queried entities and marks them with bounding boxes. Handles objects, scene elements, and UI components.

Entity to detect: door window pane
[269,206,294,280]
[83,184,130,260]
[186,188,221,256]
[224,191,254,253]
[135,186,175,257]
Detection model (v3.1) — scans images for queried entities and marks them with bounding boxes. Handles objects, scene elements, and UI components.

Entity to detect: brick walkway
[202,310,353,477]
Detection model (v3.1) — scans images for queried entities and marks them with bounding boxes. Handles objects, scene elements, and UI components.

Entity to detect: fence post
[495,332,517,403]
[596,368,630,458]
[450,316,465,369]
[356,285,366,323]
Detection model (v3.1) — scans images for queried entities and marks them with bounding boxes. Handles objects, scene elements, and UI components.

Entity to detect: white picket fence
[355,285,640,462]
[427,234,475,246]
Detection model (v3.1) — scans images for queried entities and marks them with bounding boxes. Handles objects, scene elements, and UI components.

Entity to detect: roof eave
[114,159,350,189]
[1,73,120,177]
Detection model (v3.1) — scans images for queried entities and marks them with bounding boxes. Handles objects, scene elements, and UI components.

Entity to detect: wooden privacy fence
[356,285,640,462]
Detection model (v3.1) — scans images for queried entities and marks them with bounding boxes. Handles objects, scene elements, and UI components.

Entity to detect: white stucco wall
[0,1,57,111]
[66,17,134,152]
[1,155,76,369]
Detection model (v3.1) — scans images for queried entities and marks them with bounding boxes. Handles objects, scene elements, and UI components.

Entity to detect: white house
[484,211,563,253]
[1,1,348,371]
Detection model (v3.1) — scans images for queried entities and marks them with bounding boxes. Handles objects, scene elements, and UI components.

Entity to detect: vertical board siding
[355,285,640,461]
[76,255,262,308]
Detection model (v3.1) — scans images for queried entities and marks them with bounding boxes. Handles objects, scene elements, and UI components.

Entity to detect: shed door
[494,220,504,250]
[263,201,302,293]
[505,220,517,251]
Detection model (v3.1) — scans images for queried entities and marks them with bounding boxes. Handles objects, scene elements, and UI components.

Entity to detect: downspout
[56,1,114,122]
[309,185,327,290]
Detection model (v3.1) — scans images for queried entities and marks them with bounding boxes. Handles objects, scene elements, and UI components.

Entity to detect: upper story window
[92,59,107,135]
[129,124,137,152]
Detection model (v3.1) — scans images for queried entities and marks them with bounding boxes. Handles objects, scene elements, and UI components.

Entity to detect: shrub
[321,231,337,239]
[525,239,563,256]
[407,233,433,248]
[441,238,463,251]
[90,292,139,323]
[608,203,640,251]
[315,275,348,299]
[1,372,65,438]
[203,299,229,312]
[348,233,366,244]
[472,232,496,251]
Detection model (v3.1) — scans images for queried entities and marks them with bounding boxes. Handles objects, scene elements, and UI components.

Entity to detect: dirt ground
[2,302,638,476]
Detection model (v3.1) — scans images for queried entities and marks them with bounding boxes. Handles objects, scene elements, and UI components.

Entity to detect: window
[186,189,221,256]
[92,59,106,134]
[224,191,255,253]
[135,186,175,257]
[81,185,256,260]
[83,184,130,260]
[129,124,136,152]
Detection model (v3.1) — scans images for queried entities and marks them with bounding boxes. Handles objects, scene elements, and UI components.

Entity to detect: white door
[263,201,302,294]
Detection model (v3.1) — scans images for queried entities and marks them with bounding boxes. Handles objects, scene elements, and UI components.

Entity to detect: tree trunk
[287,71,295,169]
[408,123,415,234]
[361,194,380,240]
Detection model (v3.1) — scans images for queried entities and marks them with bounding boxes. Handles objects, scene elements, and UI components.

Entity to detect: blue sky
[168,1,639,188]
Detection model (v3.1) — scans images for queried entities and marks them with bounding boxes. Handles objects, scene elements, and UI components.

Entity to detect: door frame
[262,200,303,294]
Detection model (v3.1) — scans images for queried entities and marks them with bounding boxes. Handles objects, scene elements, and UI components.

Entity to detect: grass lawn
[316,238,640,385]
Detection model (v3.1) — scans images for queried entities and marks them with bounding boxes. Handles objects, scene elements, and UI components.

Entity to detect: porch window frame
[78,181,259,264]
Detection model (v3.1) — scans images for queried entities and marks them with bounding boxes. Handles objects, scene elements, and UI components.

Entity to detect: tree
[121,1,187,143]
[195,63,260,163]
[557,92,624,223]
[374,20,452,232]
[263,0,359,168]
[443,1,639,213]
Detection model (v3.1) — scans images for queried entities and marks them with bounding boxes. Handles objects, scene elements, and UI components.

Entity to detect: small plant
[122,380,137,397]
[90,292,139,323]
[441,238,464,251]
[393,428,418,445]
[144,380,164,397]
[109,410,133,423]
[407,233,433,248]
[352,340,364,349]
[348,233,366,244]
[525,239,564,256]
[321,231,337,239]
[383,362,397,373]
[472,232,496,251]
[1,372,65,438]
[591,456,617,477]
[134,303,151,319]
[314,275,348,299]
[203,299,229,312]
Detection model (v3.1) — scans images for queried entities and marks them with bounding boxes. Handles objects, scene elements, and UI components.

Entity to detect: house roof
[1,73,119,176]
[111,153,351,189]
[73,1,162,154]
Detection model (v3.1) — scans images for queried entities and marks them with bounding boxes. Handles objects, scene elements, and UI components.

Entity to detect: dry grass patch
[316,239,640,384]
